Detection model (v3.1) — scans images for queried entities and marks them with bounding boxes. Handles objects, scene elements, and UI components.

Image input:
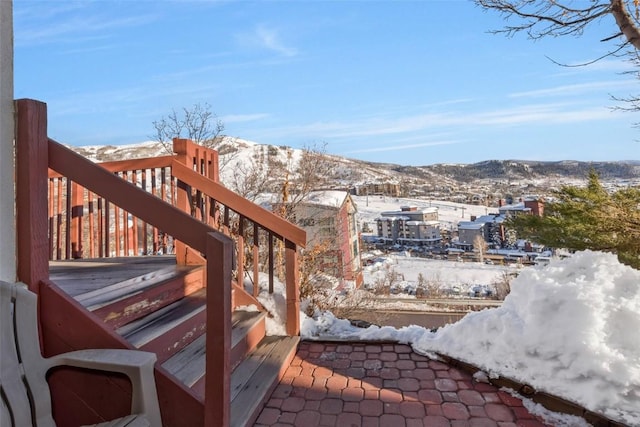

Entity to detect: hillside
[70,138,640,202]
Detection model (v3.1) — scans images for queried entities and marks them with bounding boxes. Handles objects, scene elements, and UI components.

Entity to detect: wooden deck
[49,256,183,297]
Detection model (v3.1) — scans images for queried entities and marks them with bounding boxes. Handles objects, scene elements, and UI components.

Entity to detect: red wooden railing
[15,98,306,426]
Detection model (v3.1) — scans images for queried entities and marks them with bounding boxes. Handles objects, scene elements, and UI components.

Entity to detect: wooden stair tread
[162,311,267,387]
[75,265,198,310]
[231,310,266,348]
[230,335,299,427]
[116,288,207,348]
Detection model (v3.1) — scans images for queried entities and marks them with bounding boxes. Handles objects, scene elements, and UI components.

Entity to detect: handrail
[48,155,174,179]
[171,160,307,248]
[48,139,220,254]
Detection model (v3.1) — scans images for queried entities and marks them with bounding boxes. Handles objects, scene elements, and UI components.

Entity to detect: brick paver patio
[254,341,552,427]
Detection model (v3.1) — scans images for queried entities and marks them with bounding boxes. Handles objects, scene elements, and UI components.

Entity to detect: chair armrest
[47,349,162,426]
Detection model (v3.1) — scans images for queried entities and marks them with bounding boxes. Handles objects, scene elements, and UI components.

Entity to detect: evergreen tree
[506,171,640,269]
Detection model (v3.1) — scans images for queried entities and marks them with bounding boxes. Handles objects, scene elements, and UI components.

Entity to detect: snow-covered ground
[353,194,498,232]
[300,251,640,426]
[362,252,518,296]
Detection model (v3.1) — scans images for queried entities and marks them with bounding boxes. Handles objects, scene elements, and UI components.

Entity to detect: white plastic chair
[0,281,162,426]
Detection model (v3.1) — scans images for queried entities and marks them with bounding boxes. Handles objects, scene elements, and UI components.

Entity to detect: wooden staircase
[14,99,307,426]
[52,258,300,427]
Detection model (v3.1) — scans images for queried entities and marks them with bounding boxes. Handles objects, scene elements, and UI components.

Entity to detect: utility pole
[0,0,15,282]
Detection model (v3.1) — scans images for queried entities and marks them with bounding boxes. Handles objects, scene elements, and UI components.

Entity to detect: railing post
[15,99,49,292]
[285,239,300,336]
[205,232,232,427]
[70,181,84,258]
[173,138,194,264]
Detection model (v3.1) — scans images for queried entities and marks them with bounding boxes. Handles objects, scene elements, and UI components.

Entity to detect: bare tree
[476,1,640,110]
[151,102,226,154]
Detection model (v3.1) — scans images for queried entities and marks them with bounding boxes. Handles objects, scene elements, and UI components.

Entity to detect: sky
[13,0,640,165]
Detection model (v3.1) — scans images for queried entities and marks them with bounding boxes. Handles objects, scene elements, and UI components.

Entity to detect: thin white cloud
[16,11,157,46]
[236,24,298,57]
[255,25,298,57]
[247,101,627,145]
[345,140,462,154]
[222,113,270,123]
[509,80,636,99]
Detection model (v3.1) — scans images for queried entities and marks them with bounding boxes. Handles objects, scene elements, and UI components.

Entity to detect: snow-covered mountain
[70,138,640,201]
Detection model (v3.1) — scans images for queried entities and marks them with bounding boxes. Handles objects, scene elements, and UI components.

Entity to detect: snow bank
[302,251,640,425]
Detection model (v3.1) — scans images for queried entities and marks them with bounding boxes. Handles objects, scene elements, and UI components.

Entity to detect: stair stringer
[38,279,205,427]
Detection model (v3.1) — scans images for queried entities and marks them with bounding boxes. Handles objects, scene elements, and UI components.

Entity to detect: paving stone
[336,344,353,353]
[435,378,459,392]
[399,401,426,418]
[379,413,407,427]
[482,392,501,403]
[343,401,359,412]
[442,402,471,420]
[364,389,379,400]
[383,379,398,389]
[459,389,485,405]
[279,411,296,423]
[365,345,382,353]
[469,418,499,427]
[346,367,366,378]
[419,379,436,389]
[413,368,436,380]
[426,404,444,416]
[342,387,364,401]
[332,358,351,369]
[293,410,320,427]
[360,399,384,416]
[379,388,403,403]
[305,387,327,401]
[319,398,343,415]
[406,419,424,427]
[422,415,451,427]
[397,377,420,392]
[281,397,306,413]
[349,351,367,361]
[380,367,400,379]
[319,414,336,426]
[362,416,380,427]
[402,391,419,402]
[436,370,452,378]
[308,343,325,352]
[468,405,488,418]
[512,406,535,420]
[429,360,450,370]
[383,402,401,414]
[292,375,314,388]
[314,366,333,378]
[364,359,383,370]
[265,398,283,409]
[396,360,416,370]
[255,407,281,425]
[361,377,383,389]
[443,391,461,402]
[395,345,413,353]
[304,400,320,411]
[485,403,515,422]
[497,390,524,407]
[348,378,362,388]
[337,412,362,426]
[380,352,398,362]
[326,375,348,390]
[511,420,549,427]
[271,384,293,399]
[417,389,442,404]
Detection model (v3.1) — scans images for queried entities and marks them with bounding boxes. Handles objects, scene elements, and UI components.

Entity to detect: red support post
[204,232,232,427]
[15,99,49,292]
[285,239,300,336]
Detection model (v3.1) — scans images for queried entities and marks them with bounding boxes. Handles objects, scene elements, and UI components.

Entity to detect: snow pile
[302,251,640,426]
